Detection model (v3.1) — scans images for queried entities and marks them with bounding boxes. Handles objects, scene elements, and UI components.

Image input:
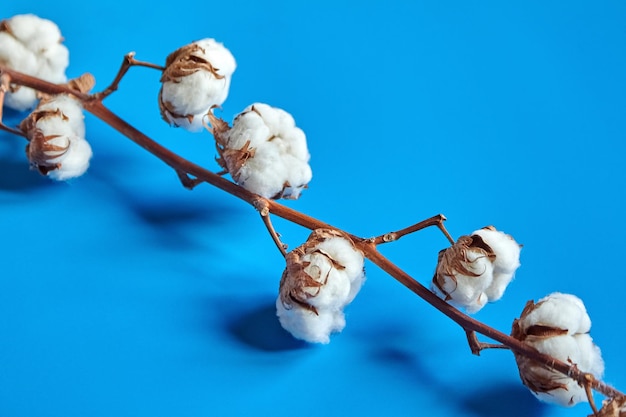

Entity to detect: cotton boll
[211,103,312,199]
[159,39,236,131]
[432,234,495,313]
[512,293,604,407]
[0,14,69,111]
[276,229,365,343]
[20,93,92,181]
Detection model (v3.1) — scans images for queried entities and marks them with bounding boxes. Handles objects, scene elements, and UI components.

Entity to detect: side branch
[95,52,165,100]
[368,214,454,245]
[0,73,27,136]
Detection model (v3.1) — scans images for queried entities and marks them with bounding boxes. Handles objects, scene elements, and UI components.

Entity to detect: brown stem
[465,330,508,355]
[254,198,288,257]
[369,214,454,245]
[1,64,623,404]
[0,73,26,137]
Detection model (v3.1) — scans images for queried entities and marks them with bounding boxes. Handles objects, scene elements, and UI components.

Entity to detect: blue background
[1,1,625,416]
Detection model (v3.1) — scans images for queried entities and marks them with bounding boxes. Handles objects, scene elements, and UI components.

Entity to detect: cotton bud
[432,226,521,313]
[209,103,312,199]
[276,229,365,344]
[159,39,236,131]
[19,75,94,181]
[0,14,69,110]
[511,292,605,407]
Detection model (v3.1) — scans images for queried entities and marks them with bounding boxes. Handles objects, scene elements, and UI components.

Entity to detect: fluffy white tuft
[0,14,69,111]
[472,227,521,301]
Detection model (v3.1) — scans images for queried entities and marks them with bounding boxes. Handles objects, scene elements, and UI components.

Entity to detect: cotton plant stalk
[1,13,625,417]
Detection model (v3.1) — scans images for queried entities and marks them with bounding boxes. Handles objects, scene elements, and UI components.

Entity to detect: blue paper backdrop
[1,2,625,416]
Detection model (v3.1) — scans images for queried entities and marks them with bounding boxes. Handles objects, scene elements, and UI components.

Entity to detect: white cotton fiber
[472,227,521,301]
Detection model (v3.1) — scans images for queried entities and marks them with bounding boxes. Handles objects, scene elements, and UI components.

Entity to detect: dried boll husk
[276,229,365,344]
[591,396,626,417]
[511,293,605,407]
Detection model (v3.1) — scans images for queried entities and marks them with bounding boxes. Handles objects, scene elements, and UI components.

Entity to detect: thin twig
[0,72,26,137]
[94,52,165,101]
[465,330,508,355]
[255,198,288,257]
[369,214,453,245]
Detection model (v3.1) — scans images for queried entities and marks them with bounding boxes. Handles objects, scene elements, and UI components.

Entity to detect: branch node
[253,197,270,217]
[176,170,202,190]
[254,198,287,257]
[465,330,509,356]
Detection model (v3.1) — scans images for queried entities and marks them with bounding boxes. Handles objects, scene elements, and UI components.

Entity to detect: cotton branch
[1,64,624,410]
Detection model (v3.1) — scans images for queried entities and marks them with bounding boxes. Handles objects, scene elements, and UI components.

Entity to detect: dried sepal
[511,293,605,407]
[160,43,224,83]
[591,396,626,417]
[65,73,95,94]
[276,229,365,344]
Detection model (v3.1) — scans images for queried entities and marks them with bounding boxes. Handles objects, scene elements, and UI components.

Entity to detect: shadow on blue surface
[461,383,548,417]
[228,303,309,352]
[0,132,48,192]
[0,157,47,191]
